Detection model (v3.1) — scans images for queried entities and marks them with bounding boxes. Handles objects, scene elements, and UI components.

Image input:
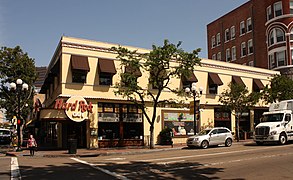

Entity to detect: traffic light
[17,119,22,126]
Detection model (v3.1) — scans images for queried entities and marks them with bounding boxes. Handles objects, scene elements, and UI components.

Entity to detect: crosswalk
[10,157,21,180]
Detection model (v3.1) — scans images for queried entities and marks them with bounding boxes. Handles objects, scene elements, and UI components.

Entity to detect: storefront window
[98,103,143,140]
[162,111,194,136]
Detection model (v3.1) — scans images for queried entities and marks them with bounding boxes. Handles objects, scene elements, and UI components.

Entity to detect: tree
[0,46,37,123]
[112,40,201,149]
[219,83,261,142]
[262,74,293,103]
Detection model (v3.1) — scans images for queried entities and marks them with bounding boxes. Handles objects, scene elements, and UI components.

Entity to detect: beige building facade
[38,36,279,149]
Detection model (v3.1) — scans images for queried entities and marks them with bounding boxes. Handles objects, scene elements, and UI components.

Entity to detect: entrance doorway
[62,120,87,148]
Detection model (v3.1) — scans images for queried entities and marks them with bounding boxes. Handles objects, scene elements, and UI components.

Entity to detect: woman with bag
[27,134,37,156]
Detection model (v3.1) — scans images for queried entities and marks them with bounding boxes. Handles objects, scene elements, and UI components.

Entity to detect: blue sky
[0,0,248,66]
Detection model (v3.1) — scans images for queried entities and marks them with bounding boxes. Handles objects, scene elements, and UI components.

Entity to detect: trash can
[68,139,77,154]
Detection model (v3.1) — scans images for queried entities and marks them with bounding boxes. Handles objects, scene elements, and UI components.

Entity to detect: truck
[254,100,293,145]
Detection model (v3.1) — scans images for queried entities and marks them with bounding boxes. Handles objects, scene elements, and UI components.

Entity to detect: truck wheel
[256,141,263,145]
[201,140,209,149]
[225,138,232,147]
[279,134,287,145]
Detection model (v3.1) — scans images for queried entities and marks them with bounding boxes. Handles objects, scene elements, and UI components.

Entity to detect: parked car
[187,127,233,149]
[0,128,12,145]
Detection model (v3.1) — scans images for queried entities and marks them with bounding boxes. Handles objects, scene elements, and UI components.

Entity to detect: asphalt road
[3,142,293,179]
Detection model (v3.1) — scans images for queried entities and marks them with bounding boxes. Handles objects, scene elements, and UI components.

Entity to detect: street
[2,142,293,179]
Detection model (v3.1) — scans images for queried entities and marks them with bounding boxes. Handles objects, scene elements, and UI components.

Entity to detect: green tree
[0,46,37,123]
[219,83,261,142]
[262,74,293,103]
[112,40,201,149]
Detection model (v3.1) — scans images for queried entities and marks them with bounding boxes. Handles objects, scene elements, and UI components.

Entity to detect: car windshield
[198,129,211,135]
[0,130,10,135]
[262,113,284,122]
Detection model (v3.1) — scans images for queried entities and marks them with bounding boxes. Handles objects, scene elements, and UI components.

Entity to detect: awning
[182,72,198,82]
[208,73,223,86]
[253,79,264,90]
[125,65,142,77]
[71,55,90,71]
[98,59,117,74]
[232,76,245,86]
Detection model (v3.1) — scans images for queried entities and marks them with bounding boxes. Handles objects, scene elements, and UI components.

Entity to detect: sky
[0,0,248,67]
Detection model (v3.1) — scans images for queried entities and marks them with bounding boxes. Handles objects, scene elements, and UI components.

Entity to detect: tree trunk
[149,125,154,149]
[236,116,240,142]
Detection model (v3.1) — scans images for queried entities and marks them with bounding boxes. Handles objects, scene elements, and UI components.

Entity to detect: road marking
[134,145,285,162]
[11,157,21,180]
[71,157,129,180]
[167,152,293,171]
[105,157,126,161]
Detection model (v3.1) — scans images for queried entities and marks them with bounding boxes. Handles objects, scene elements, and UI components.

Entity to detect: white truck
[254,100,293,145]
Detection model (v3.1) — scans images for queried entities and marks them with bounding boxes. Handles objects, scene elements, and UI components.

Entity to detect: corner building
[207,0,293,78]
[38,36,278,149]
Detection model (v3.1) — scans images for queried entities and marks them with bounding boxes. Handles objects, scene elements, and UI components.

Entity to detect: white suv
[187,127,233,149]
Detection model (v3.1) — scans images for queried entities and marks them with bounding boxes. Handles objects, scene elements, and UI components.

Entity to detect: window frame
[72,69,87,83]
[240,21,246,35]
[267,6,273,20]
[274,1,283,17]
[216,33,221,46]
[99,72,114,86]
[248,39,253,55]
[225,29,230,42]
[226,48,231,62]
[290,0,293,14]
[230,26,235,39]
[232,46,236,61]
[212,35,216,48]
[217,52,221,61]
[241,42,247,57]
[247,18,252,32]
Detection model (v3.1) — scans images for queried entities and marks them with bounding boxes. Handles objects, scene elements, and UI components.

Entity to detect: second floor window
[274,2,283,17]
[232,46,236,61]
[72,70,87,83]
[226,48,231,62]
[241,42,246,57]
[269,28,285,46]
[99,73,113,85]
[276,51,286,67]
[217,52,221,61]
[269,54,275,69]
[248,39,253,54]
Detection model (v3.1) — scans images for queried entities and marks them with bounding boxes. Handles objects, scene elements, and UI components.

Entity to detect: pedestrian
[27,134,37,156]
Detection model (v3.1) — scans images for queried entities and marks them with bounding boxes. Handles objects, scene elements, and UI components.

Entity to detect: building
[207,0,293,78]
[38,36,278,149]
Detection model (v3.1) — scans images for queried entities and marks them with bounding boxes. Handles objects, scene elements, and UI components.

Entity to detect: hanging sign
[54,96,93,122]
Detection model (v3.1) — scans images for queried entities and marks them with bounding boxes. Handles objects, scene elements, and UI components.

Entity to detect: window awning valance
[232,76,245,86]
[98,59,117,74]
[71,55,90,71]
[208,73,223,86]
[253,79,264,90]
[182,71,198,82]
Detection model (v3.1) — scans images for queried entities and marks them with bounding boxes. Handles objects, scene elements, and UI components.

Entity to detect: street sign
[189,100,200,114]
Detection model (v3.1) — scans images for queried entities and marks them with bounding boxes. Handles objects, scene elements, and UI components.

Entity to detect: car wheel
[279,133,287,145]
[225,138,232,147]
[201,140,209,149]
[256,141,263,145]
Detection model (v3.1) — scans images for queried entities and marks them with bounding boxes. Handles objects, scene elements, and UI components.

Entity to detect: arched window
[276,29,284,42]
[290,28,293,40]
[268,28,285,46]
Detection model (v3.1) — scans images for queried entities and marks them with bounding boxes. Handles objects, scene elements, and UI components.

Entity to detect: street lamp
[185,82,203,135]
[10,78,29,152]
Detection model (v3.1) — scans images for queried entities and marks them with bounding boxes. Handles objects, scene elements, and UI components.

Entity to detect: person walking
[27,134,37,156]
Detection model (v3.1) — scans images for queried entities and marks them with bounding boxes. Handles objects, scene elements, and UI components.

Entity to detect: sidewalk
[5,139,254,158]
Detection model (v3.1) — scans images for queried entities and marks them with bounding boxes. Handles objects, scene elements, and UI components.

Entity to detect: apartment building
[207,0,293,78]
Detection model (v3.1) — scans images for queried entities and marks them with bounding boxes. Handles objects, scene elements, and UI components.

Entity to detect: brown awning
[125,65,142,77]
[182,72,198,82]
[232,76,245,86]
[71,55,90,71]
[208,73,223,86]
[253,79,264,90]
[98,59,117,74]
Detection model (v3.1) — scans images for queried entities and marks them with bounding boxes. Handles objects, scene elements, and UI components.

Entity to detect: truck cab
[254,100,293,145]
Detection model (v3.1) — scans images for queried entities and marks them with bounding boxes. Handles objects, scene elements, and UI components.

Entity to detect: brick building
[207,0,293,78]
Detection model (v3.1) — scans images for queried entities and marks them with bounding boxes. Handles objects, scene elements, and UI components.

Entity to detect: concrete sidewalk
[5,139,254,158]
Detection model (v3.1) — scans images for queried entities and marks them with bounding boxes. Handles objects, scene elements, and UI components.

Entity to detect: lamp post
[10,79,29,152]
[185,82,203,135]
